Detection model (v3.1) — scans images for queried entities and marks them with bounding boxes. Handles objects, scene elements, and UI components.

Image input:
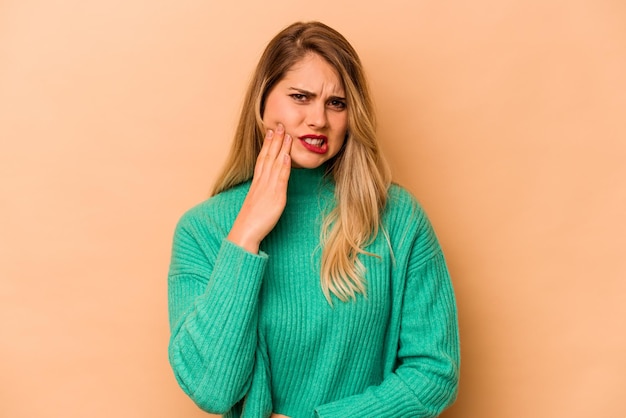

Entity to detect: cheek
[331,113,349,138]
[263,96,301,126]
[262,94,280,121]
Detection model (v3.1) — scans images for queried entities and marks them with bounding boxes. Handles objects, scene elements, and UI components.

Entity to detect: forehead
[280,53,345,94]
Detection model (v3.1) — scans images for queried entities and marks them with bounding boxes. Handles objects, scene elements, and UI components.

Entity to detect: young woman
[168,21,460,418]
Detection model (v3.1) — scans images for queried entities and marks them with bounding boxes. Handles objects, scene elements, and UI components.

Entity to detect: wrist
[227,225,261,254]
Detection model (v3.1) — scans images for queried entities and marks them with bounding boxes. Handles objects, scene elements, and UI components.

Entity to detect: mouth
[298,134,328,154]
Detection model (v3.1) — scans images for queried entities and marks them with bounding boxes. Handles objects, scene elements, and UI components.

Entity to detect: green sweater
[168,166,460,417]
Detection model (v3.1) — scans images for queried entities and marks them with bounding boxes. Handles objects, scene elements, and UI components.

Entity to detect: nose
[306,102,328,129]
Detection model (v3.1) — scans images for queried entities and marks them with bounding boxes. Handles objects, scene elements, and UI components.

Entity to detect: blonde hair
[212,21,391,303]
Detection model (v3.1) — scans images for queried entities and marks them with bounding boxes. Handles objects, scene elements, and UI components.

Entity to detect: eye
[328,99,346,110]
[290,93,308,101]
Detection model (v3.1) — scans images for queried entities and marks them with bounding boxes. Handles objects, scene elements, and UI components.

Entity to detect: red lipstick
[298,134,328,154]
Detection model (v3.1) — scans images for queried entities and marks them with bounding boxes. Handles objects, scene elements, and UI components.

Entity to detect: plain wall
[1,0,625,417]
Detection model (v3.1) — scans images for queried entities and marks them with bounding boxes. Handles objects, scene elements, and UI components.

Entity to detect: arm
[168,228,268,413]
[168,126,292,413]
[315,207,460,417]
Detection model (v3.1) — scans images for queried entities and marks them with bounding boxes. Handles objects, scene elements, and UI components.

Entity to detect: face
[262,53,348,169]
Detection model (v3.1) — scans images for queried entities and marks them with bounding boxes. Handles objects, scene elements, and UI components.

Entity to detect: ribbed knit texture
[168,166,460,418]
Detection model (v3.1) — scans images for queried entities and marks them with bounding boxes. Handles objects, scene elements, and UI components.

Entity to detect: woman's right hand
[227,123,292,254]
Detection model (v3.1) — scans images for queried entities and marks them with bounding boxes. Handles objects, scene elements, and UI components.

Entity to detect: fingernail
[285,134,291,142]
[276,123,284,133]
[267,129,274,138]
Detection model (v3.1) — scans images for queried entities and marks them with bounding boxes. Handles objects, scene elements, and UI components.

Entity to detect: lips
[298,134,328,154]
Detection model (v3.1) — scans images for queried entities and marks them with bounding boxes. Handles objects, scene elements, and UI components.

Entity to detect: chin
[291,159,325,169]
[290,152,328,169]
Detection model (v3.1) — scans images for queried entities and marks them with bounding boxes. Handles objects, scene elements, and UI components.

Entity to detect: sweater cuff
[209,238,268,304]
[314,378,426,417]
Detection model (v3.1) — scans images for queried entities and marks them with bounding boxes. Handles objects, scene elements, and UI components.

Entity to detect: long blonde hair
[212,21,391,303]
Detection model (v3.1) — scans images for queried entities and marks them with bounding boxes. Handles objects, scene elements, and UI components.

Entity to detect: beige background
[1,0,625,417]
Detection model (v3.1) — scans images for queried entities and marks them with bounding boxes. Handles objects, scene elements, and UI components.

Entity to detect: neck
[287,165,333,198]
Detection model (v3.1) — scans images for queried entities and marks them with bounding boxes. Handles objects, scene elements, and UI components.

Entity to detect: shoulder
[384,183,428,229]
[387,183,417,207]
[383,184,442,262]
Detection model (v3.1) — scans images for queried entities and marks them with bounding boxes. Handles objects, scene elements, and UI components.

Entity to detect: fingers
[255,123,291,181]
[266,123,287,163]
[275,132,292,184]
[254,129,273,177]
[229,124,292,252]
[278,125,293,156]
[270,125,291,183]
[277,151,291,185]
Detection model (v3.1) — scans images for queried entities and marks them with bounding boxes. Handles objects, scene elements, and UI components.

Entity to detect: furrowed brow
[288,87,316,97]
[288,87,346,101]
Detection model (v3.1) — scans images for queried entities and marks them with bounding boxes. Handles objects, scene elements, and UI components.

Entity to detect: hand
[270,414,291,418]
[227,124,292,253]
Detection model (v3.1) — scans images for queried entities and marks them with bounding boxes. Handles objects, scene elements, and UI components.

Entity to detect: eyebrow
[288,87,346,101]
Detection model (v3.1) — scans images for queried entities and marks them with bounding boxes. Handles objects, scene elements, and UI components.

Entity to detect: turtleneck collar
[287,164,334,198]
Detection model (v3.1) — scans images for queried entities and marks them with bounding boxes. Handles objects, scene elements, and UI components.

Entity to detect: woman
[168,21,460,417]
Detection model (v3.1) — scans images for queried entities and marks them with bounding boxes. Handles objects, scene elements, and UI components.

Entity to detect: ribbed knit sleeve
[167,210,269,414]
[314,190,460,418]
